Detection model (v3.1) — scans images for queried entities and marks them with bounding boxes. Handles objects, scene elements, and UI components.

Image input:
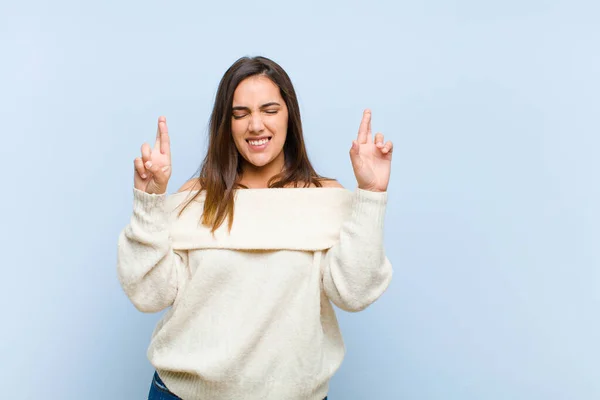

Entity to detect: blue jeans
[148,371,328,399]
[148,372,182,399]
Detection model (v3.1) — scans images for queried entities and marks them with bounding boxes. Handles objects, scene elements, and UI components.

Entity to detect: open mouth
[246,137,272,147]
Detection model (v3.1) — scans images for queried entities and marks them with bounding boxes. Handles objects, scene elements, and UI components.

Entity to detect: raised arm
[117,116,188,313]
[322,110,394,312]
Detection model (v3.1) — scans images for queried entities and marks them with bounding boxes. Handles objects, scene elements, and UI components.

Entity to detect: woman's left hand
[349,109,393,192]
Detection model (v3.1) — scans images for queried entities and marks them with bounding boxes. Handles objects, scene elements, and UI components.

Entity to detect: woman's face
[231,75,288,171]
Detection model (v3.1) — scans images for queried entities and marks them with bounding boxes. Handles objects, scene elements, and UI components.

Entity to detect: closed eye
[233,110,278,119]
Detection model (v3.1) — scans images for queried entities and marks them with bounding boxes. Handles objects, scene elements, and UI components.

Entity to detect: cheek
[274,115,288,141]
[271,126,287,147]
[231,122,246,143]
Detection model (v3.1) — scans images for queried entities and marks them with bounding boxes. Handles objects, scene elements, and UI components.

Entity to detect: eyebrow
[232,102,281,111]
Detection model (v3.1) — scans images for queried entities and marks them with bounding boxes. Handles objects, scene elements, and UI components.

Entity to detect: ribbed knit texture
[117,187,392,400]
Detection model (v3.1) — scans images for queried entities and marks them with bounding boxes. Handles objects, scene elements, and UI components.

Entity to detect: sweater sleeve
[116,188,188,313]
[321,188,393,312]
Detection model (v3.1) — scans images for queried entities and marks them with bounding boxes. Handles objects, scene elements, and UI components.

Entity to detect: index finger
[357,109,371,144]
[155,116,171,155]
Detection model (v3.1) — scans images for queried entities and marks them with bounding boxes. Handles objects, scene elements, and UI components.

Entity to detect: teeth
[249,138,268,146]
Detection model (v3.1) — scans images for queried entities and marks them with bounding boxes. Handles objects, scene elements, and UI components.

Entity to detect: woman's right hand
[134,116,172,195]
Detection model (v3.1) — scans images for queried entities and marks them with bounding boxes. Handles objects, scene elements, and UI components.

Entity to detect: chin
[245,154,275,168]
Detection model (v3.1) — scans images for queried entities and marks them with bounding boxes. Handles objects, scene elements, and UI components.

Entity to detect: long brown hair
[179,56,327,232]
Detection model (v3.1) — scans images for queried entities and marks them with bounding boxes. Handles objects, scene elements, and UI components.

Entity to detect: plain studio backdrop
[1,0,598,399]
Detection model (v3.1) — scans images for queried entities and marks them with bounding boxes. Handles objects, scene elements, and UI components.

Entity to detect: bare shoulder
[177,178,202,192]
[318,178,344,188]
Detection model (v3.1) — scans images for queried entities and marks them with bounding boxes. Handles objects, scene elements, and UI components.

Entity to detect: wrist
[357,185,387,193]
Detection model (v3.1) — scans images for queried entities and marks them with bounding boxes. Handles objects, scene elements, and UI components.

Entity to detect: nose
[248,113,265,133]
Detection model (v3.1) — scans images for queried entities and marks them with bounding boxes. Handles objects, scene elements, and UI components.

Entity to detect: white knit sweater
[117,186,392,400]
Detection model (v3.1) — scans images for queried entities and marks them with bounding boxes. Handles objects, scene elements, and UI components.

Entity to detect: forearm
[117,188,186,313]
[322,188,393,312]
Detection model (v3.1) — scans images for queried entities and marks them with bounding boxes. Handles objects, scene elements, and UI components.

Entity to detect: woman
[117,56,394,400]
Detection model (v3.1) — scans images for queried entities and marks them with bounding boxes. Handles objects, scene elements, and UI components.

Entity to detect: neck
[239,154,285,188]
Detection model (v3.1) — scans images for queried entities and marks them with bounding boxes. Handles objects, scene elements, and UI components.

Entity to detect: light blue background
[2,0,598,399]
